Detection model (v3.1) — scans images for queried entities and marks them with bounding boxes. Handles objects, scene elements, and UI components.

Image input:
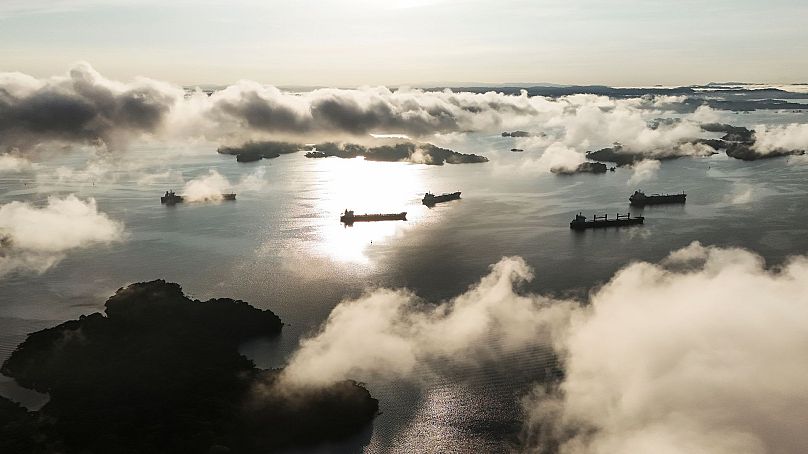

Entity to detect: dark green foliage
[305,141,488,165]
[700,123,754,140]
[725,142,804,161]
[307,142,367,159]
[0,395,51,453]
[552,162,607,175]
[585,145,645,166]
[218,141,303,162]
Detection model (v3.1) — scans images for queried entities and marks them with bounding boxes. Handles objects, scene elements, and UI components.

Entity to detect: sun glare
[309,157,428,263]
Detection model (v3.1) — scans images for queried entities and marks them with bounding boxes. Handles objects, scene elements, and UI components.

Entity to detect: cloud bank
[525,242,808,454]
[281,257,574,387]
[282,243,808,453]
[2,65,724,166]
[9,64,803,170]
[0,195,124,276]
[0,63,181,151]
[752,123,808,155]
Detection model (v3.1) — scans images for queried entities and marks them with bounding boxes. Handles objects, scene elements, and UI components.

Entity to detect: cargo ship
[422,191,461,206]
[340,209,407,224]
[570,213,644,230]
[161,190,236,205]
[629,190,686,206]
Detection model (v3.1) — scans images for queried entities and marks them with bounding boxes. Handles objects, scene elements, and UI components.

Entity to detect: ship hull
[341,212,407,224]
[161,196,184,204]
[161,194,236,204]
[629,194,686,206]
[422,192,461,206]
[570,217,644,230]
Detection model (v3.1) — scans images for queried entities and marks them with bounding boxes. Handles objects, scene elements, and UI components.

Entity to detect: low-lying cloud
[2,64,727,167]
[281,257,575,387]
[180,168,267,202]
[0,152,34,173]
[752,123,808,155]
[0,195,124,276]
[525,242,808,454]
[0,63,181,151]
[532,143,586,174]
[627,159,660,186]
[281,243,808,453]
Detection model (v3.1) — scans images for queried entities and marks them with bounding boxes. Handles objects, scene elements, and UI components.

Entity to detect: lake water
[1,110,808,452]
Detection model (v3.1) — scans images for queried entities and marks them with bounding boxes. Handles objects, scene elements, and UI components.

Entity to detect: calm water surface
[2,117,808,451]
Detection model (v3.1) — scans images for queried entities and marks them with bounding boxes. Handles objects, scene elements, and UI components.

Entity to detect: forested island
[0,280,378,454]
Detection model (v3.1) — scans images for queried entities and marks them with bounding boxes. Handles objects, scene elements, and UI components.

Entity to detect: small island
[0,280,378,454]
[551,161,608,175]
[218,140,490,165]
[501,130,531,137]
[699,124,805,160]
[585,141,717,166]
[305,142,488,165]
[218,141,304,162]
[584,144,647,166]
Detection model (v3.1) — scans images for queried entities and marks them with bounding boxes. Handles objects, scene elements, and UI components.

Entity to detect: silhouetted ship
[160,190,236,205]
[629,190,686,206]
[422,191,461,206]
[570,213,644,230]
[340,209,407,224]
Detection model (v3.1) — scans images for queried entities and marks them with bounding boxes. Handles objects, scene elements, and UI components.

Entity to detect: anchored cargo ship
[422,191,461,206]
[340,209,407,224]
[629,190,686,206]
[160,190,236,205]
[570,212,644,230]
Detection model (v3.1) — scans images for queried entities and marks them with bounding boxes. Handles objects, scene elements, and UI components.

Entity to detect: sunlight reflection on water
[305,157,432,263]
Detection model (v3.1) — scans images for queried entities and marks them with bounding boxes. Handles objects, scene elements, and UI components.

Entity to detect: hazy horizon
[2,0,807,87]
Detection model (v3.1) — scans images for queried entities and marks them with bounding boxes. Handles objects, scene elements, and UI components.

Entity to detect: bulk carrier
[570,213,644,230]
[340,209,407,224]
[629,190,686,206]
[422,191,461,206]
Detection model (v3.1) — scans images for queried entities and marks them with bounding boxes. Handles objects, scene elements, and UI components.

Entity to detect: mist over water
[1,104,807,451]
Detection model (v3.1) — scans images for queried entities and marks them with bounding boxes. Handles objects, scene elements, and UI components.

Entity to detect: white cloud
[281,257,575,387]
[180,168,267,202]
[627,159,660,186]
[752,123,808,155]
[0,153,34,173]
[524,242,808,454]
[724,183,755,205]
[278,242,808,454]
[1,64,717,167]
[0,195,124,276]
[534,142,586,174]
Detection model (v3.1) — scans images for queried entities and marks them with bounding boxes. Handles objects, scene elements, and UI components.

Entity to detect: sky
[0,0,807,87]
